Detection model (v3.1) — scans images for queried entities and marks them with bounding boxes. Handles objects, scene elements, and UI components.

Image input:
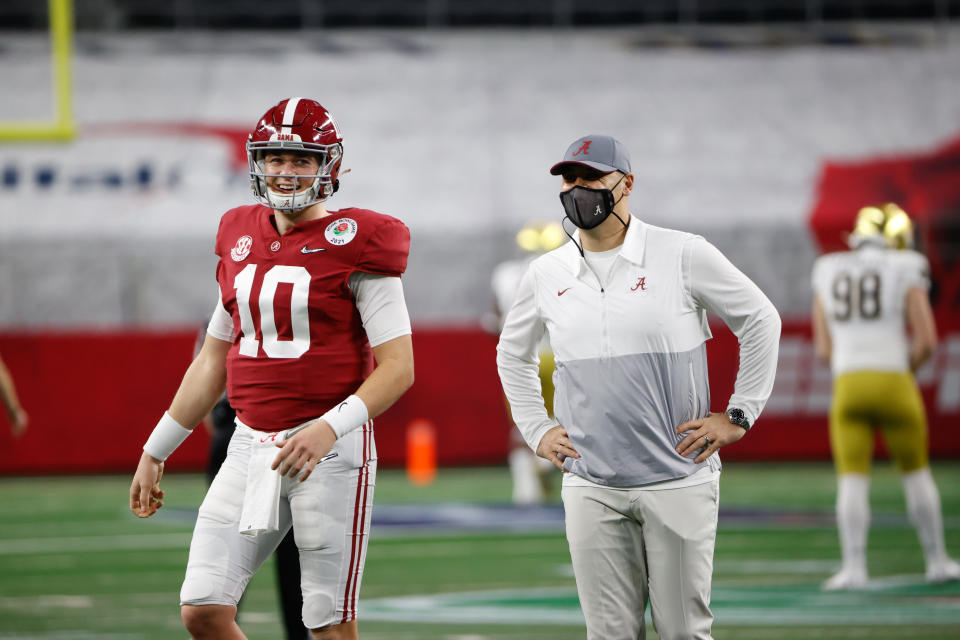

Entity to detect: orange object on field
[406,419,437,486]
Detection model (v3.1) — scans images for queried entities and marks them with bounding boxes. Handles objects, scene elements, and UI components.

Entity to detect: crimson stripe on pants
[340,421,371,623]
[347,423,372,619]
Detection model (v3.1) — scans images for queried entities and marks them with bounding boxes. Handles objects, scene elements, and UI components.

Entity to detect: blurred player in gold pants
[812,203,960,589]
[490,222,564,504]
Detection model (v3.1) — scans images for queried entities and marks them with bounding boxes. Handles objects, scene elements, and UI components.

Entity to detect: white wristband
[143,412,193,461]
[320,395,369,439]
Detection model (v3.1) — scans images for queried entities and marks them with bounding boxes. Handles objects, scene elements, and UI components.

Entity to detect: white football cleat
[926,559,960,584]
[822,567,868,590]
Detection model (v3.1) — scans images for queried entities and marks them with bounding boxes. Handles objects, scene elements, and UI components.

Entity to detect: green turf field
[1,462,959,639]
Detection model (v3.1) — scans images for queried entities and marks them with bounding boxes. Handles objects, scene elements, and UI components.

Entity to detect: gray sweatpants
[562,478,719,640]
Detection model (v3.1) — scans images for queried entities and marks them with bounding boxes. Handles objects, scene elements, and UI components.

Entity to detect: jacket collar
[558,215,647,277]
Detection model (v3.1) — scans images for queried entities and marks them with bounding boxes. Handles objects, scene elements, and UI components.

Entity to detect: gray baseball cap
[550,134,632,175]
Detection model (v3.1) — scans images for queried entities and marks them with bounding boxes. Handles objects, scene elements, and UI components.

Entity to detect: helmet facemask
[248,141,342,211]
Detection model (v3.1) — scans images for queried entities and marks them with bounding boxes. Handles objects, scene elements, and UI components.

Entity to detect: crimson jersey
[214,205,410,431]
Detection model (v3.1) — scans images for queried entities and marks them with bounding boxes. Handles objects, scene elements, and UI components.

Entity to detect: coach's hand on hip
[537,425,581,471]
[675,412,746,464]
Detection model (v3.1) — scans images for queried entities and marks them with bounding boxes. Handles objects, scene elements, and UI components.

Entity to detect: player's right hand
[536,425,580,471]
[130,452,165,518]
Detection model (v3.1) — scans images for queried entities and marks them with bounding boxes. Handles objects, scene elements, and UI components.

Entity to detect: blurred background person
[812,203,960,589]
[489,221,565,505]
[0,353,28,437]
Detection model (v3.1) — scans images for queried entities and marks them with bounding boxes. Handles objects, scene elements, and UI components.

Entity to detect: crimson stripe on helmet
[280,97,302,135]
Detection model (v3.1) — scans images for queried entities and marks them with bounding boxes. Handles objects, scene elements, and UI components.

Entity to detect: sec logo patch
[325,218,358,246]
[231,235,253,262]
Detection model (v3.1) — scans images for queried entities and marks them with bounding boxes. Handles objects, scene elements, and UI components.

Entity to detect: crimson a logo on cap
[230,235,253,262]
[573,140,592,156]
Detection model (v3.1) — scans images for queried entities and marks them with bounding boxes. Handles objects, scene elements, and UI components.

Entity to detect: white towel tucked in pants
[237,425,287,536]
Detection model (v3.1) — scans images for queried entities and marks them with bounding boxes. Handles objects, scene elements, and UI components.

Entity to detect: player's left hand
[675,412,747,464]
[272,419,337,482]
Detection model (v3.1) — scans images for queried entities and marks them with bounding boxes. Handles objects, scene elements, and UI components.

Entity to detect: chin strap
[265,176,323,210]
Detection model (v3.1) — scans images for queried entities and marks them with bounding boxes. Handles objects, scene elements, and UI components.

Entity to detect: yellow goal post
[0,0,75,142]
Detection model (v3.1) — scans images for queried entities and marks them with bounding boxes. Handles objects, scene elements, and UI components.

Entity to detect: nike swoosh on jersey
[558,288,571,296]
[301,246,327,254]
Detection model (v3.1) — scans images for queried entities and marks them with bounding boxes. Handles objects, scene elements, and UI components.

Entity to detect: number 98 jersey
[214,204,410,431]
[812,246,929,376]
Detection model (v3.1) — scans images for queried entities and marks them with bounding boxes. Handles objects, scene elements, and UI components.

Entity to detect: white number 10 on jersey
[234,263,311,358]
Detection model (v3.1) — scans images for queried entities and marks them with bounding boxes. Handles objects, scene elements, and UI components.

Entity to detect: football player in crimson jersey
[129,97,414,640]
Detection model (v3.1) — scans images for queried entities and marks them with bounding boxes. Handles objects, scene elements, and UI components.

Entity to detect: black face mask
[559,174,626,230]
[558,175,629,256]
[559,185,616,230]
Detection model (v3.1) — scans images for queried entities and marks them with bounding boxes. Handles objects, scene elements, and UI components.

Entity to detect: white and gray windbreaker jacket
[496,219,781,487]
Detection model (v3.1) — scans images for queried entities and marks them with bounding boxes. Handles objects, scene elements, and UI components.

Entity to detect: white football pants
[180,422,376,629]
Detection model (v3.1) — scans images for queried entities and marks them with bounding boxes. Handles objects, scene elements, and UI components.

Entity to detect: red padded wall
[1,322,958,475]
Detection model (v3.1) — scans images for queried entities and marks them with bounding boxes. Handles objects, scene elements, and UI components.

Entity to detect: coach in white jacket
[497,135,781,639]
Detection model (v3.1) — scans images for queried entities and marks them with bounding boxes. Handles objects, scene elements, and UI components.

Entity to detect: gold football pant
[829,370,928,475]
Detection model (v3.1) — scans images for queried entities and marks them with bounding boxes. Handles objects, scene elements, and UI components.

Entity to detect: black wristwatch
[727,408,751,431]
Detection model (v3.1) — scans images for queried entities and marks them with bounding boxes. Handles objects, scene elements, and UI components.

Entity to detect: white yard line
[0,532,561,557]
[0,533,191,555]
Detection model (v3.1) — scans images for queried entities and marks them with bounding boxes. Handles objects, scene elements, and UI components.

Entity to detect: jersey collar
[258,204,336,239]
